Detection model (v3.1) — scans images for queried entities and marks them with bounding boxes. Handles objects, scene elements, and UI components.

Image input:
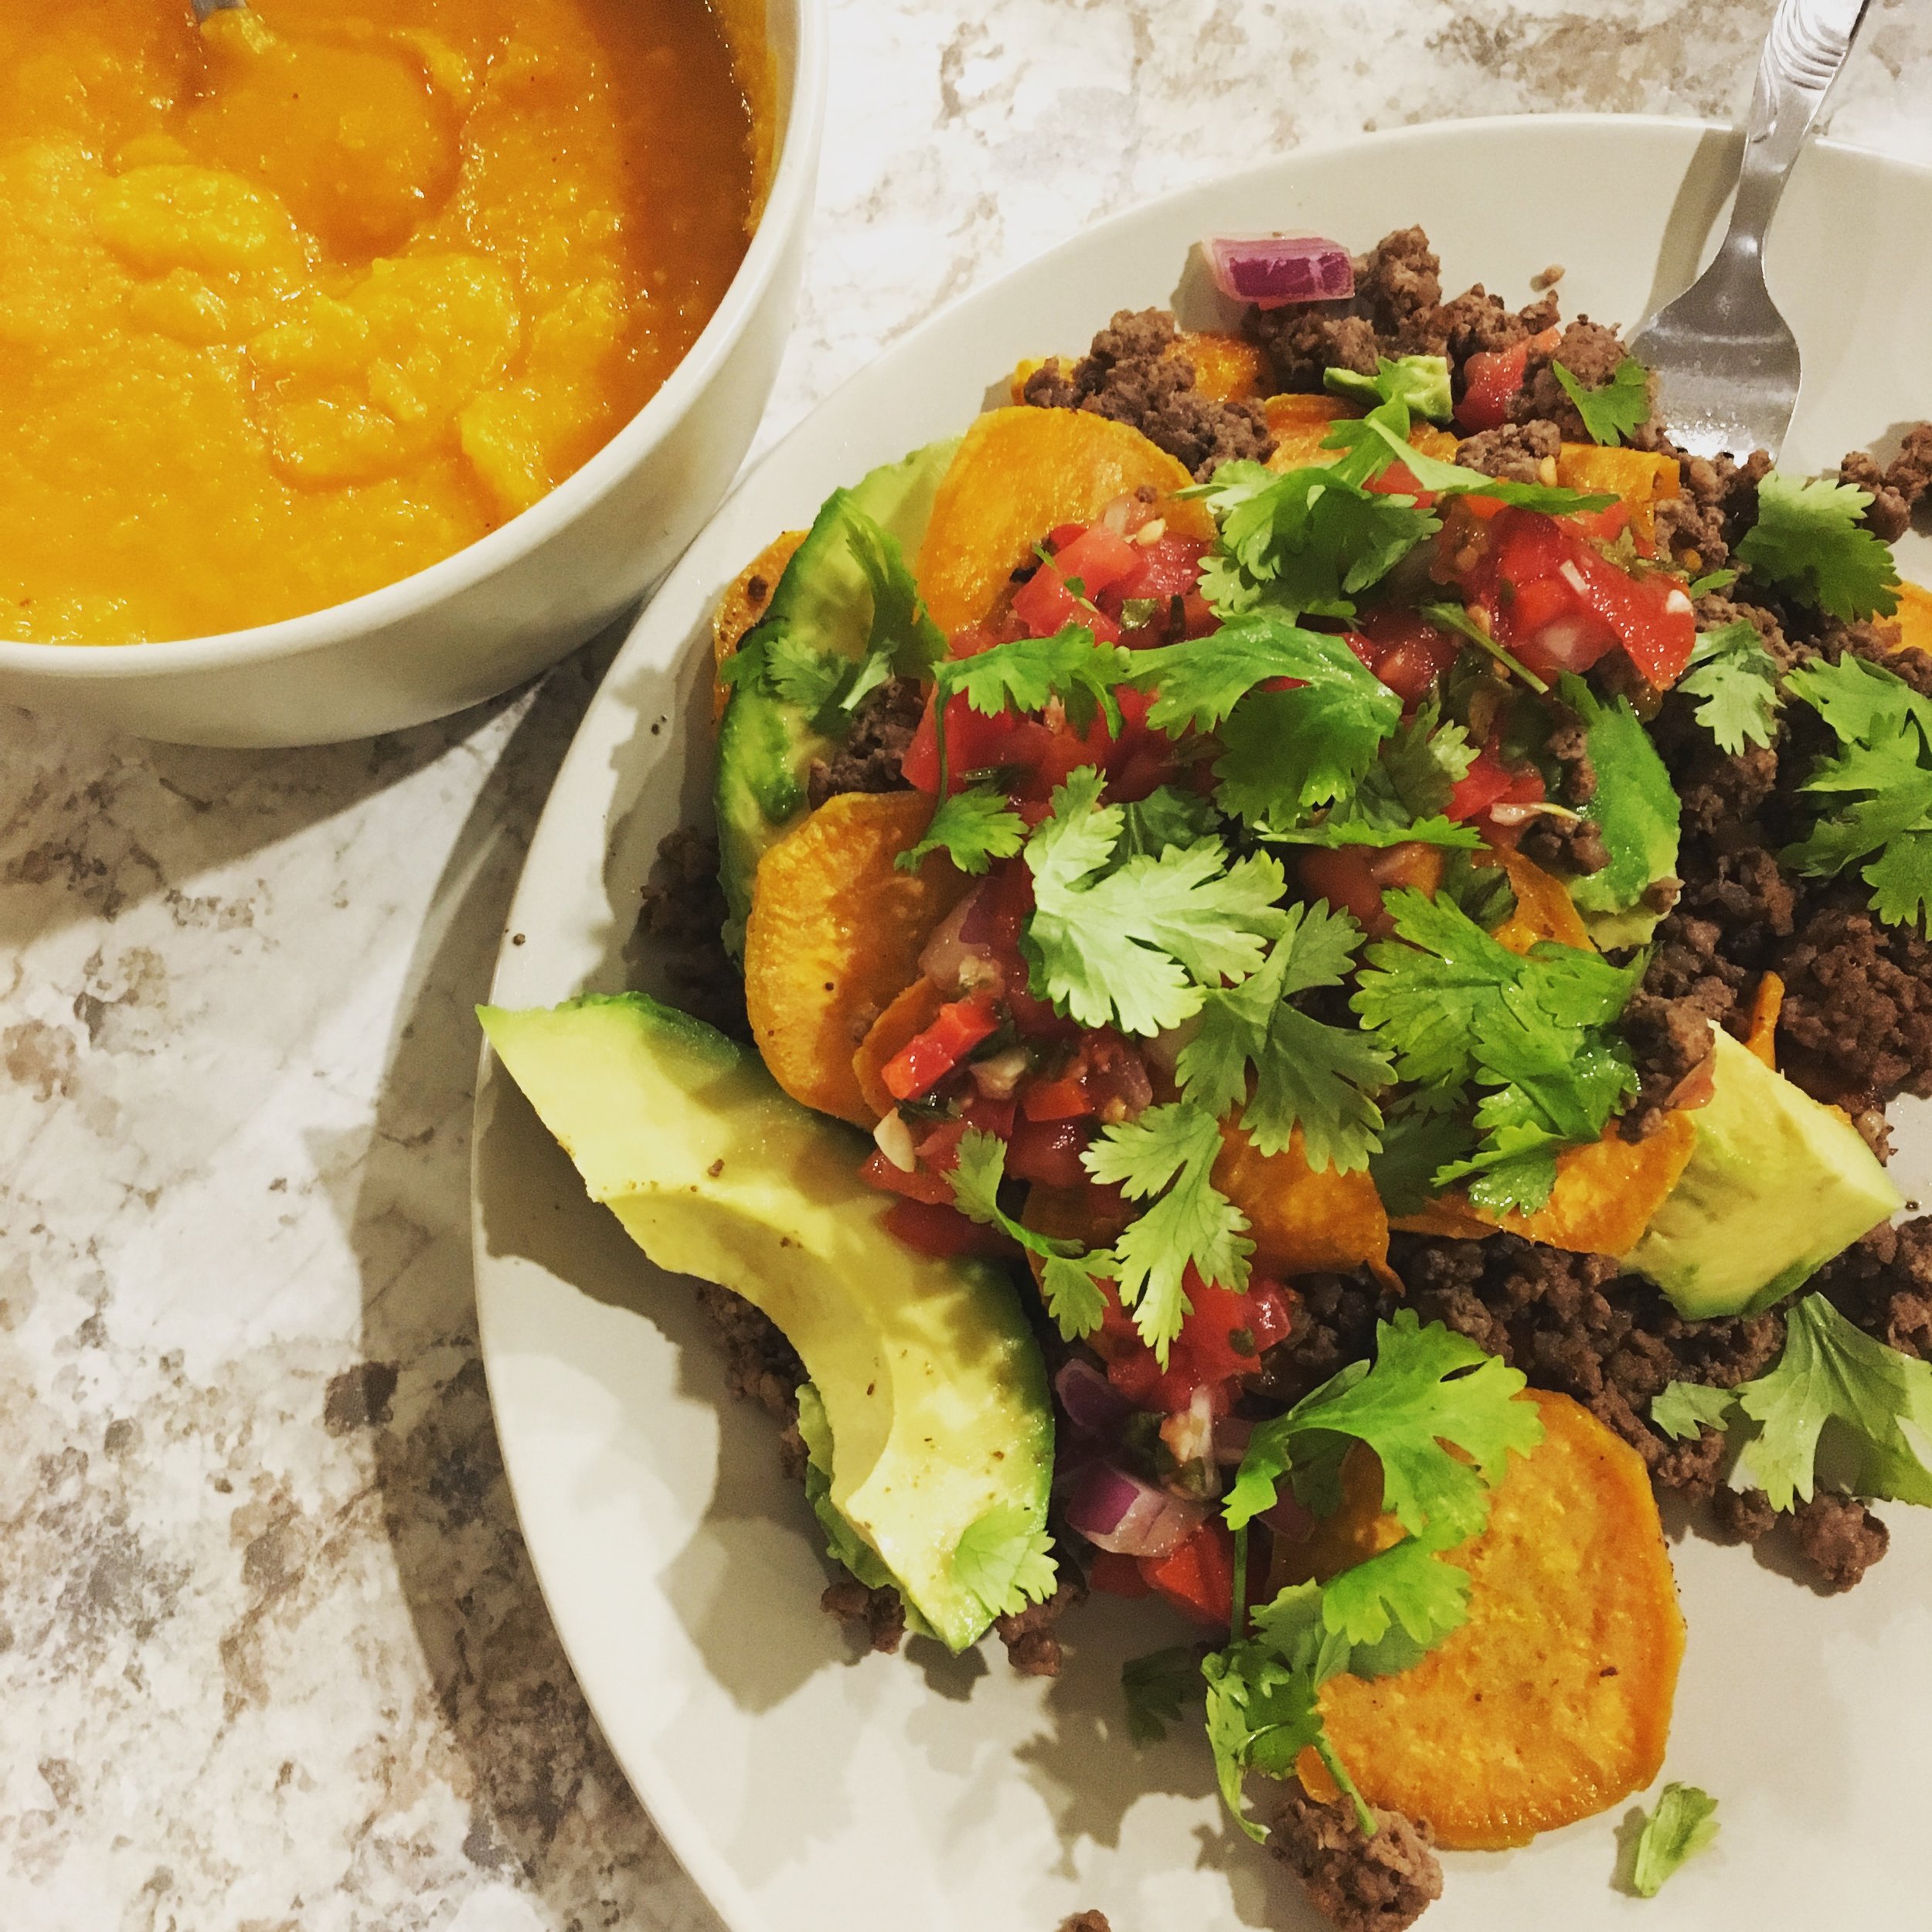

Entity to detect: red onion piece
[1214,1415,1254,1465]
[1260,1491,1315,1542]
[1066,1461,1207,1558]
[919,883,999,992]
[1054,1358,1134,1440]
[1204,234,1354,310]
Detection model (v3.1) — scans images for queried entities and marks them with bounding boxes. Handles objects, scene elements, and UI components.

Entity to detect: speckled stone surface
[5,4,1932,1927]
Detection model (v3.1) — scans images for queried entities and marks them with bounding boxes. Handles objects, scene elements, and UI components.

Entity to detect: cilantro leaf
[1352,889,1642,1211]
[1113,784,1222,862]
[1082,1100,1253,1359]
[1366,1101,1476,1216]
[1650,1379,1739,1442]
[951,1503,1057,1621]
[1630,1783,1720,1897]
[949,1128,1112,1340]
[1685,567,1739,598]
[1190,461,1439,621]
[849,508,948,675]
[1324,355,1454,423]
[1781,655,1932,932]
[942,622,1133,736]
[797,1383,896,1590]
[1025,767,1286,1036]
[1268,699,1483,850]
[1679,618,1783,753]
[1121,1645,1202,1745]
[1736,470,1901,622]
[1177,902,1393,1173]
[1414,597,1552,693]
[1557,674,1682,936]
[1735,1293,1932,1512]
[1550,355,1651,447]
[1317,1523,1471,1651]
[896,786,1026,876]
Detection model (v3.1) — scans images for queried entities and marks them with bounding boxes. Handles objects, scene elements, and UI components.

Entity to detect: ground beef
[995,1572,1087,1677]
[696,1283,804,1420]
[1710,1485,1778,1543]
[1249,1271,1381,1406]
[638,828,751,1039]
[1247,225,1557,395]
[1789,1492,1889,1591]
[1388,1234,1782,1501]
[1650,446,1771,571]
[1269,1785,1442,1932]
[1885,420,1932,506]
[805,676,923,809]
[1454,417,1560,485]
[1059,1914,1113,1932]
[1617,915,1745,1136]
[821,1577,908,1653]
[1839,450,1913,543]
[1020,307,1274,481]
[1518,707,1611,876]
[1774,894,1932,1108]
[1515,318,1645,441]
[1812,1218,1932,1357]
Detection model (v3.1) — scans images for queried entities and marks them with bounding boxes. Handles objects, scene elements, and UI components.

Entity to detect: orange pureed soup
[0,0,761,645]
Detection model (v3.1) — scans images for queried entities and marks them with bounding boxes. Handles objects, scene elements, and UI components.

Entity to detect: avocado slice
[1556,675,1681,949]
[716,436,961,952]
[478,992,1053,1651]
[1624,1028,1903,1318]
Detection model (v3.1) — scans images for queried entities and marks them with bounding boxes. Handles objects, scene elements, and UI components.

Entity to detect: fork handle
[1724,0,1873,257]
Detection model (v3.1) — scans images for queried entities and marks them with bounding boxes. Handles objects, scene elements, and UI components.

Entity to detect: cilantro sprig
[1352,889,1645,1213]
[1204,1314,1543,1840]
[1654,1293,1932,1511]
[1551,355,1651,447]
[1781,654,1932,931]
[1082,1100,1253,1360]
[1736,470,1901,622]
[1024,767,1286,1036]
[1263,698,1483,851]
[1324,355,1454,423]
[1629,1784,1720,1897]
[1122,1645,1204,1745]
[1679,618,1782,753]
[897,786,1026,874]
[951,1503,1057,1621]
[1176,900,1393,1174]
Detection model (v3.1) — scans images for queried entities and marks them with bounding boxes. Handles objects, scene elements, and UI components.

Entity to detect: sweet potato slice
[711,529,807,723]
[1891,580,1932,658]
[1388,1115,1699,1257]
[1487,848,1593,954]
[1745,968,1784,1070]
[852,975,948,1121]
[1555,444,1679,551]
[744,793,973,1127]
[1214,1115,1390,1277]
[917,407,1213,634]
[1291,1389,1685,1850]
[1179,330,1267,403]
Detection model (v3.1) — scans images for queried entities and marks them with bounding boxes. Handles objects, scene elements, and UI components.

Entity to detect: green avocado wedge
[1624,1028,1903,1318]
[478,992,1053,1651]
[715,436,961,953]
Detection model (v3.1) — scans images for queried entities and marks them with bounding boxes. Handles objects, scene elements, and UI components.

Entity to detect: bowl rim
[0,0,829,683]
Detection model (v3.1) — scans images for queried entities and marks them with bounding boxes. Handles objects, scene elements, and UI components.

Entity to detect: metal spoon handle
[1725,0,1873,257]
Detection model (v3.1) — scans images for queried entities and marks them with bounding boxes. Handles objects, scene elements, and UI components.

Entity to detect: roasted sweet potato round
[1294,1389,1685,1850]
[744,793,972,1127]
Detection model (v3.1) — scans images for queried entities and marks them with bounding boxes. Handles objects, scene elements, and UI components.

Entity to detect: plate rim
[468,109,1932,1932]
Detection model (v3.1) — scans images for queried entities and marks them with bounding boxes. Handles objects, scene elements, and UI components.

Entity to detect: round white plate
[472,115,1932,1932]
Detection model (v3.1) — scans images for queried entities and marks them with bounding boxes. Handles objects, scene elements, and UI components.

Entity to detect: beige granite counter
[5,2,1932,1926]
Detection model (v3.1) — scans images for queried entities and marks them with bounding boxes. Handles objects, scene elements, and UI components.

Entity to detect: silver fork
[1628,0,1873,463]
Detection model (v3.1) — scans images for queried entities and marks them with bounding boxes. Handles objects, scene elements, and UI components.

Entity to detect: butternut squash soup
[0,0,761,645]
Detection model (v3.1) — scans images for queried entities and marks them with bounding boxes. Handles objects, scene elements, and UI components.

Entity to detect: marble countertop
[6,2,1932,1927]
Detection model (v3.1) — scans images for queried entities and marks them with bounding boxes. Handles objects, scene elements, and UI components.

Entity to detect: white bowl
[0,0,825,749]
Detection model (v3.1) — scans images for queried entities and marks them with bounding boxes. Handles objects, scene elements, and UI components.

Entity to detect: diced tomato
[1021,1070,1094,1122]
[1104,533,1210,620]
[1473,764,1549,850]
[1445,747,1516,821]
[960,1092,1018,1140]
[1087,1549,1154,1598]
[1005,1114,1093,1187]
[1298,841,1445,940]
[915,1118,968,1171]
[859,1148,954,1205]
[1012,526,1139,639]
[882,992,1002,1101]
[1345,605,1462,705]
[901,689,1026,794]
[1095,1269,1297,1414]
[1560,543,1697,688]
[1454,325,1560,433]
[1364,457,1434,507]
[1138,1520,1236,1628]
[881,1199,1015,1258]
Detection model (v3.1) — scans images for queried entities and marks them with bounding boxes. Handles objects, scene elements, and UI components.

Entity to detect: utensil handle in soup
[1723,0,1873,257]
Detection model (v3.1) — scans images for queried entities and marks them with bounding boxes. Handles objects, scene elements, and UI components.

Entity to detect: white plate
[471,115,1932,1932]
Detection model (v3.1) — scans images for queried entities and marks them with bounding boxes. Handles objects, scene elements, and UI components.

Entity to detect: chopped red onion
[1214,1415,1254,1465]
[919,885,999,992]
[1204,234,1354,310]
[1066,1461,1207,1558]
[1053,1358,1133,1440]
[1260,1491,1315,1542]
